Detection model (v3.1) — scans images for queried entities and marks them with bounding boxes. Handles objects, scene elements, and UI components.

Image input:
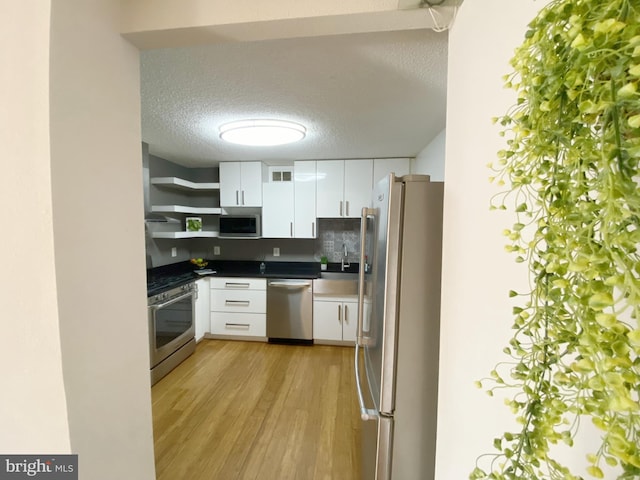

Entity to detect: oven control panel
[148,282,195,306]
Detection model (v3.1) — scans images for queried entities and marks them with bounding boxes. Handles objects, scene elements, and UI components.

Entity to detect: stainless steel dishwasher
[266,279,313,343]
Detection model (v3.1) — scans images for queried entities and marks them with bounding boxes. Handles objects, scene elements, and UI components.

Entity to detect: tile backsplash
[315,218,361,262]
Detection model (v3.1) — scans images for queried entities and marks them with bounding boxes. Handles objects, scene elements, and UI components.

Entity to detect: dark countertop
[147,260,359,297]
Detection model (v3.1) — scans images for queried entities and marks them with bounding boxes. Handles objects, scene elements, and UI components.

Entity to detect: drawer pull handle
[225,300,250,306]
[225,282,250,288]
[225,323,250,330]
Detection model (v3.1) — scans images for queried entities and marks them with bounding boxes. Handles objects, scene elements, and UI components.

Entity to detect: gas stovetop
[146,271,196,298]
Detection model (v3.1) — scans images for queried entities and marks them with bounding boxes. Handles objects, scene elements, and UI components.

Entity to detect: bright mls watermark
[0,455,77,479]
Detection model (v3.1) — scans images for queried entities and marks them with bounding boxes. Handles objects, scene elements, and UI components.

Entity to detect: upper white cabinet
[220,161,265,207]
[316,160,343,218]
[316,159,373,218]
[344,160,374,217]
[262,162,317,239]
[373,158,411,185]
[294,160,317,238]
[262,181,294,238]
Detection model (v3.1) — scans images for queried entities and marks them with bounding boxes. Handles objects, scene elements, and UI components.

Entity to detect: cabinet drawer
[210,312,266,337]
[209,277,266,290]
[210,289,266,313]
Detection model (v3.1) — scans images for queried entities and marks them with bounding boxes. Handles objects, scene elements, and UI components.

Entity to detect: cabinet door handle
[344,304,348,322]
[242,190,245,205]
[236,190,239,205]
[346,201,349,216]
[338,304,342,322]
[225,282,250,288]
[339,200,343,217]
[290,222,293,237]
[312,221,315,237]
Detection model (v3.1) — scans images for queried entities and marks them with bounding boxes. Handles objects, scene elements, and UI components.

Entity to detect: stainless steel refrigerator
[355,174,443,480]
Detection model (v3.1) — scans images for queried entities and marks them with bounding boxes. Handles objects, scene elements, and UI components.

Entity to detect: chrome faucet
[341,243,351,271]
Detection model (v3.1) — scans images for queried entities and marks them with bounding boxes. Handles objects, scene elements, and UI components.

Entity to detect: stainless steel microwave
[219,215,261,238]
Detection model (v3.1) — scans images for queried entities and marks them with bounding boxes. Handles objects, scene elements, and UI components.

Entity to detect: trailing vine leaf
[475,0,640,478]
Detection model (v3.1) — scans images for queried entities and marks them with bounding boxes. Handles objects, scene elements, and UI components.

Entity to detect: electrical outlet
[323,240,334,254]
[171,247,177,257]
[273,247,280,257]
[214,246,221,256]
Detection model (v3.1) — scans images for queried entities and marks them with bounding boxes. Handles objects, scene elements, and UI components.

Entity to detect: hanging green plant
[472,0,640,479]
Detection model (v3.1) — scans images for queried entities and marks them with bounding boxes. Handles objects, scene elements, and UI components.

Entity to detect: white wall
[412,128,445,181]
[49,1,155,479]
[0,0,71,452]
[436,1,543,476]
[436,0,605,478]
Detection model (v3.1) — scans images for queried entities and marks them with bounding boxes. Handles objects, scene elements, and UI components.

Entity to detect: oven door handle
[149,291,193,310]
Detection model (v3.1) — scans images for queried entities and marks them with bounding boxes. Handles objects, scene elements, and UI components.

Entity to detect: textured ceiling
[140,28,448,168]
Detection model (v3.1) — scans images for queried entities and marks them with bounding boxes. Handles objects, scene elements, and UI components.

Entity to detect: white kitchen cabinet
[219,161,264,207]
[313,297,357,344]
[210,312,266,337]
[294,160,317,238]
[262,181,294,238]
[316,160,343,218]
[316,159,373,218]
[373,158,411,185]
[209,277,266,339]
[344,160,373,217]
[210,277,266,290]
[194,278,210,342]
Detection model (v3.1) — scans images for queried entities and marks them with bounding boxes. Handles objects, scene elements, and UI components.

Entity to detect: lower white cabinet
[195,278,210,342]
[313,297,358,343]
[210,277,266,339]
[210,312,266,337]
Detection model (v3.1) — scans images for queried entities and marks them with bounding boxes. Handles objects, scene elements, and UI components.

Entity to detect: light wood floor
[152,339,362,480]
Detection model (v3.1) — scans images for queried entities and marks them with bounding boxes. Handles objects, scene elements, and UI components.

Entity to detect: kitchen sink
[314,276,359,296]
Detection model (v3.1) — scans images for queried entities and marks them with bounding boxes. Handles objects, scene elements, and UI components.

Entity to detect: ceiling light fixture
[219,119,306,146]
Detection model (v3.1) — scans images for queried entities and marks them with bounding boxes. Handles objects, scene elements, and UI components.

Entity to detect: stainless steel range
[148,281,196,385]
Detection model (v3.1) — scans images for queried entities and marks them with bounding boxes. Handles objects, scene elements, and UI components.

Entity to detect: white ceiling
[140,28,448,168]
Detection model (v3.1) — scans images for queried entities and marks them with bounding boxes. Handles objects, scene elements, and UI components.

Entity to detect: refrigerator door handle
[357,207,375,346]
[354,343,378,421]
